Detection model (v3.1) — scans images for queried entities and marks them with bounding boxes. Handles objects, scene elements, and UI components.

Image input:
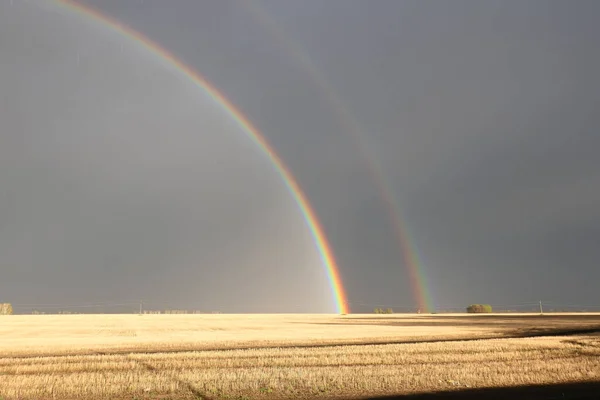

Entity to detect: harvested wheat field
[1,313,599,400]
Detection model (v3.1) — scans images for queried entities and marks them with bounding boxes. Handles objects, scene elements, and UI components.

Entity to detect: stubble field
[1,313,599,400]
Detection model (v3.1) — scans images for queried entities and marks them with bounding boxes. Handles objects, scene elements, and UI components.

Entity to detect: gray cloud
[2,0,599,312]
[244,0,600,308]
[0,1,332,313]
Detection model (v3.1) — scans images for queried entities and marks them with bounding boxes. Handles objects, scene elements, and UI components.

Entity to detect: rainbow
[53,0,349,314]
[243,2,435,312]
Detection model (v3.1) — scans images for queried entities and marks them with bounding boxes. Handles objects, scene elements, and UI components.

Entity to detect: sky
[1,0,599,313]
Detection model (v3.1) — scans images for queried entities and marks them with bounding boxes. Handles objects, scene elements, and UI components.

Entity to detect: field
[1,313,599,400]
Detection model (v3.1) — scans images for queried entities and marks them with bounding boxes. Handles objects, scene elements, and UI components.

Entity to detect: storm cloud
[1,0,599,313]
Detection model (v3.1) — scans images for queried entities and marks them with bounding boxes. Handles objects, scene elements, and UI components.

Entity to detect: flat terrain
[0,313,599,399]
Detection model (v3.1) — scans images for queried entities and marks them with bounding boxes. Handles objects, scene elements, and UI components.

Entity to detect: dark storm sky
[1,0,599,313]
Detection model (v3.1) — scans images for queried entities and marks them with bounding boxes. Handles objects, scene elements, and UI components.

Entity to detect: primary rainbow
[54,0,349,314]
[243,2,435,312]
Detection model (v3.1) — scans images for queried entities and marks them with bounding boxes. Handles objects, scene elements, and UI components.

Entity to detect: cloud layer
[2,0,599,312]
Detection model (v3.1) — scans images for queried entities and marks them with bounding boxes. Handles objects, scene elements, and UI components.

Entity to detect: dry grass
[0,313,599,399]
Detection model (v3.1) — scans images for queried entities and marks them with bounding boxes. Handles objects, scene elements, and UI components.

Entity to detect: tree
[466,304,492,313]
[0,303,13,315]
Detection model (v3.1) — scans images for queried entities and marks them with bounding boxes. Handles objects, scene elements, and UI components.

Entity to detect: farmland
[1,313,599,399]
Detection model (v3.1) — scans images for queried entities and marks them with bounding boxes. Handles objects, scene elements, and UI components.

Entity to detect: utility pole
[139,300,143,315]
[539,300,543,315]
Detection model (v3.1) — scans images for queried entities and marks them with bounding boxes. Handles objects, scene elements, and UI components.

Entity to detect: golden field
[0,313,599,399]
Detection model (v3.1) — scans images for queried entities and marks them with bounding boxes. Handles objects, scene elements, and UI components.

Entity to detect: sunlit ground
[1,313,599,399]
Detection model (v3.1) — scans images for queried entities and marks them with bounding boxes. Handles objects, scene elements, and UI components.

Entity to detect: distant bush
[0,303,13,315]
[466,304,492,313]
[374,308,394,314]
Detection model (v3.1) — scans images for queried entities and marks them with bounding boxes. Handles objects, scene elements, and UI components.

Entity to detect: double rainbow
[243,3,434,312]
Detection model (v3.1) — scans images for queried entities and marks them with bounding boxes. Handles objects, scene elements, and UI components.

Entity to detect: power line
[9,300,600,313]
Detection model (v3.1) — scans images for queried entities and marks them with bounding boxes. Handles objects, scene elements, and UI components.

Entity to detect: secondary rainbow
[243,2,435,312]
[54,0,349,314]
